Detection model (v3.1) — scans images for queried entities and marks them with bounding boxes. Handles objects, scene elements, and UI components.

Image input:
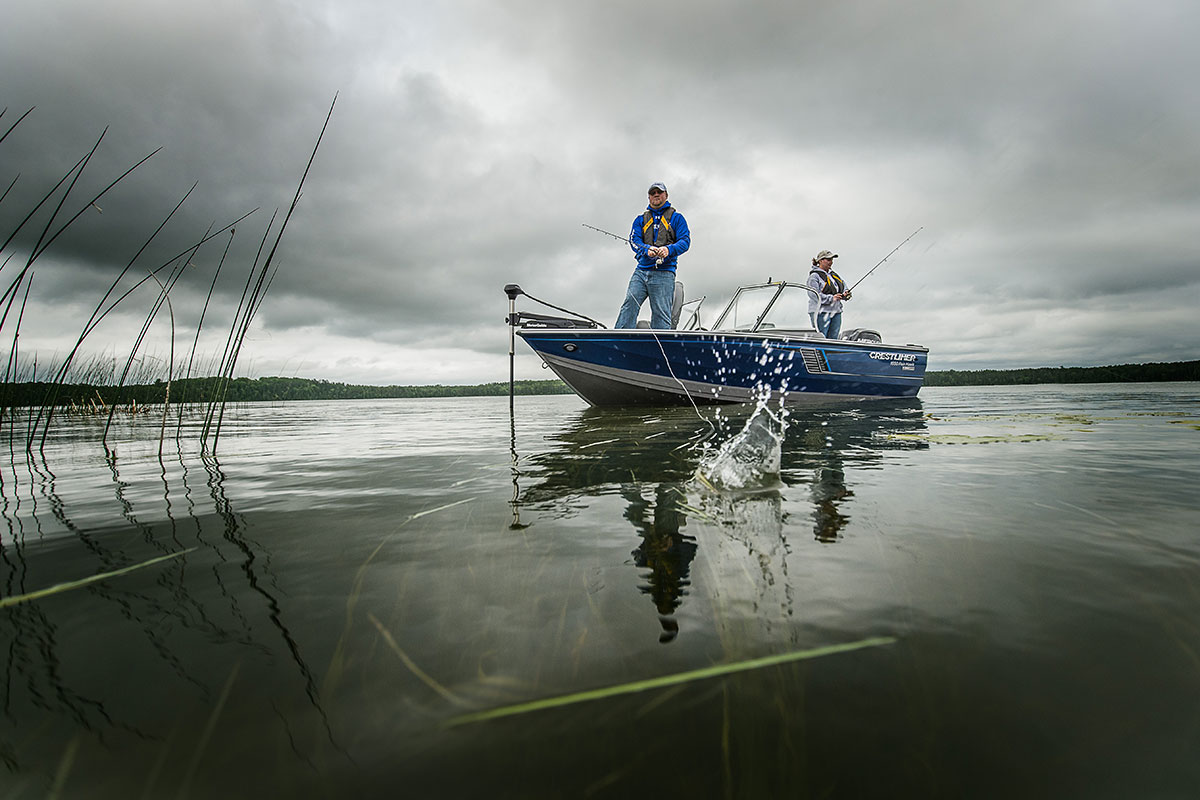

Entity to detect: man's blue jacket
[628,202,691,271]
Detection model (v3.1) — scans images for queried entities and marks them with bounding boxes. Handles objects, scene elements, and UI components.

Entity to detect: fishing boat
[505,279,928,407]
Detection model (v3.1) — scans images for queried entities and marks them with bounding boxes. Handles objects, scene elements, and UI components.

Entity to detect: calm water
[2,384,1198,798]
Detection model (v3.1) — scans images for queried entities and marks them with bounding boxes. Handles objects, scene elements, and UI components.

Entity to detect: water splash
[696,401,787,492]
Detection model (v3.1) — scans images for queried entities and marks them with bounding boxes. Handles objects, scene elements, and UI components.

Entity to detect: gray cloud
[3,0,1198,384]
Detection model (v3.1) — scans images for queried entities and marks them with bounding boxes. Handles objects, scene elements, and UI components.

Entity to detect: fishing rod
[582,223,634,246]
[582,223,664,266]
[846,226,923,294]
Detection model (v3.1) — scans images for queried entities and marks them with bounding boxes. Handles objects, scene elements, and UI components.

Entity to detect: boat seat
[635,281,686,329]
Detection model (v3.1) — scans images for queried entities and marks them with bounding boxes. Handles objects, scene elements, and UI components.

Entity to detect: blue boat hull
[518,329,927,407]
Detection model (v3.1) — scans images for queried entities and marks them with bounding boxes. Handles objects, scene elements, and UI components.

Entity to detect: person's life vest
[809,268,846,296]
[641,207,677,247]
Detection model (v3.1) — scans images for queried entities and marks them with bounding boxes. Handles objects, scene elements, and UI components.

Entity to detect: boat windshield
[712,285,779,331]
[712,283,817,332]
[757,284,817,330]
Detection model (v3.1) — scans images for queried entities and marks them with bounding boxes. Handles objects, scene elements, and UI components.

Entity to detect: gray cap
[648,182,668,193]
[815,250,838,261]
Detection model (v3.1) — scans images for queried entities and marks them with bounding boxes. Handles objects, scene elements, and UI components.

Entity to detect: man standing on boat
[807,249,851,339]
[614,182,691,329]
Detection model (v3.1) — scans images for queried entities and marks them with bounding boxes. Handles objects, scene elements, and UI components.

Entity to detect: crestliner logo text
[870,351,918,362]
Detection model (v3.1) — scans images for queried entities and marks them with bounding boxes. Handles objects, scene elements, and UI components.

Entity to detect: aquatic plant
[0,99,336,456]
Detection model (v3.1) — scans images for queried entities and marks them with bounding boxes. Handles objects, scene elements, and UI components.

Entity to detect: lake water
[2,384,1198,798]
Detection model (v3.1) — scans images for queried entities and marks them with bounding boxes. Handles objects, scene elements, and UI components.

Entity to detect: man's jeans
[615,268,675,329]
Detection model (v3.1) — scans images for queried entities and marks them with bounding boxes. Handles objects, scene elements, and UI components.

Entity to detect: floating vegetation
[1051,413,1095,425]
[887,432,1069,445]
[1168,420,1200,431]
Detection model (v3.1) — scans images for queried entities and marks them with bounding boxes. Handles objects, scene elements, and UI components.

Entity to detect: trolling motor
[503,284,603,330]
[504,284,524,329]
[505,285,523,409]
[504,283,603,406]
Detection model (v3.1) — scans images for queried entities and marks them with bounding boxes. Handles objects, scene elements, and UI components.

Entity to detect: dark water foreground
[1,384,1198,798]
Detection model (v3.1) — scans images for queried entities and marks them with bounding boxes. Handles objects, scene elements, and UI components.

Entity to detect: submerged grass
[0,548,196,609]
[178,661,241,800]
[323,498,478,700]
[368,612,469,707]
[445,636,897,727]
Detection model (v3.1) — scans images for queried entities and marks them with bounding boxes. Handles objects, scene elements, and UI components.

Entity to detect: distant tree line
[2,360,1196,408]
[0,377,573,408]
[924,360,1199,386]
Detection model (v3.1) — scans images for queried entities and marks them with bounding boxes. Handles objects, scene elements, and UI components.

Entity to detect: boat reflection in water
[512,399,928,643]
[623,483,696,643]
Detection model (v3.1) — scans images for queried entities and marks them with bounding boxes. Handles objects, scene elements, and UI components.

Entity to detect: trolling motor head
[502,282,602,329]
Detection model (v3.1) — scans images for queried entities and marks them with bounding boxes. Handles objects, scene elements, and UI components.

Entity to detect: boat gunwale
[516,327,930,354]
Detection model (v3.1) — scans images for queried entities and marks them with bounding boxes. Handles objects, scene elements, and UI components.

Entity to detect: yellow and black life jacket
[809,268,846,295]
[641,207,676,247]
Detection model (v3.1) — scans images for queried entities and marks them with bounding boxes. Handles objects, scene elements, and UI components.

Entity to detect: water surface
[2,384,1198,797]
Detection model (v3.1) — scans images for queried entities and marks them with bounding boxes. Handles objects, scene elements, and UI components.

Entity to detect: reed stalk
[203,94,337,454]
[2,99,336,452]
[0,106,36,147]
[175,228,231,426]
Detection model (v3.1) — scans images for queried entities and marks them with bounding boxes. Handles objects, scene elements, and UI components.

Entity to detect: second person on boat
[807,249,851,339]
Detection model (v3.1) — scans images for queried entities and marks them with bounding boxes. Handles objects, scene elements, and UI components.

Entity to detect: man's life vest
[809,268,846,296]
[642,207,677,247]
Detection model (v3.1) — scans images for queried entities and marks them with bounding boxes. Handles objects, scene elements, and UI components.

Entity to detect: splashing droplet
[696,403,787,491]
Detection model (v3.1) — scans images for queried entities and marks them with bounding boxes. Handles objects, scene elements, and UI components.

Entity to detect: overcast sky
[3,0,1198,385]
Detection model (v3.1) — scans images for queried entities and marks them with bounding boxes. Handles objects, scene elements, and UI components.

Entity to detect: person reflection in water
[623,484,697,643]
[812,463,853,543]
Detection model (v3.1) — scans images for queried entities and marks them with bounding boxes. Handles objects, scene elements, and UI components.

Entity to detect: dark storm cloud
[3,0,1198,383]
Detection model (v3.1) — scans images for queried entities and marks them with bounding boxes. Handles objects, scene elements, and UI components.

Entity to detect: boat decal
[869,351,920,365]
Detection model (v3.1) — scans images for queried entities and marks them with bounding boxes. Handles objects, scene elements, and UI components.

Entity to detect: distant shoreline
[923,359,1198,387]
[2,360,1196,407]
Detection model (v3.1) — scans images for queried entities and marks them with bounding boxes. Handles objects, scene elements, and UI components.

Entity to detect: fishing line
[650,331,717,438]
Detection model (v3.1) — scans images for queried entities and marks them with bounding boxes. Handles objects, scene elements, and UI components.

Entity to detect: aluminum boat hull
[518,328,928,407]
